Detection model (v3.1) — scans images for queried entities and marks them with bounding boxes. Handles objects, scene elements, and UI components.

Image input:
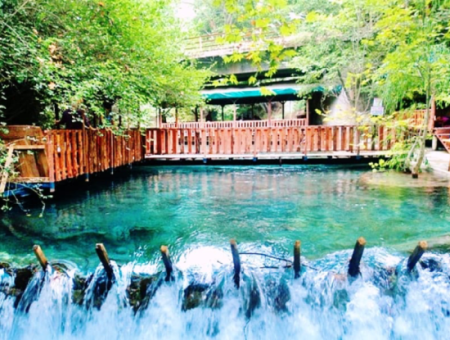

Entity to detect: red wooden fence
[46,129,144,182]
[146,125,398,157]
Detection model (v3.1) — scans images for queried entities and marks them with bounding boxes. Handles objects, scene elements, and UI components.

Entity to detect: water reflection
[2,165,450,269]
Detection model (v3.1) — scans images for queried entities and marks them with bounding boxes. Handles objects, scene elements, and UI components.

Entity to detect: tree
[0,0,210,128]
[211,0,450,176]
[374,0,450,176]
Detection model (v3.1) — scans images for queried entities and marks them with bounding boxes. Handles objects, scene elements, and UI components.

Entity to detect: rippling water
[1,165,450,268]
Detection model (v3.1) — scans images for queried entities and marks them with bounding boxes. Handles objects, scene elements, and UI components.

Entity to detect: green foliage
[0,0,210,127]
[208,0,450,174]
[370,143,411,172]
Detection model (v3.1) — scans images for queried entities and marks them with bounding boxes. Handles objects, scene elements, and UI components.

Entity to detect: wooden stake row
[31,239,429,284]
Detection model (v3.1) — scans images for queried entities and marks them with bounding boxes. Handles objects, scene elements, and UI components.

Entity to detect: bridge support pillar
[268,100,272,123]
[432,135,438,150]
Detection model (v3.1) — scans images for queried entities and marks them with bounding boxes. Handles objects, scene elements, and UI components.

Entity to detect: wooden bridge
[145,124,397,160]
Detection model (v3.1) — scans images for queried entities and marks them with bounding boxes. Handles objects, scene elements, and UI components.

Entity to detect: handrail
[162,119,307,129]
[146,124,398,157]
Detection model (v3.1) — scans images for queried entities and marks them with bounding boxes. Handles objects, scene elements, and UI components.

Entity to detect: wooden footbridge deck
[1,124,399,195]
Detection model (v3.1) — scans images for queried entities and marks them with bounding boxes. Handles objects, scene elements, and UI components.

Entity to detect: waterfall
[1,247,449,340]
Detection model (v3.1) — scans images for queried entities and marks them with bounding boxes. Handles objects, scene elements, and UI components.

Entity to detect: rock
[182,283,209,311]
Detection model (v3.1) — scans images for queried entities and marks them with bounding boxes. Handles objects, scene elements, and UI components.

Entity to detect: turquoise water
[1,164,450,269]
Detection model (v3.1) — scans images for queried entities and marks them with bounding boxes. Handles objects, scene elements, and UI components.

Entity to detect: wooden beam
[348,237,366,277]
[230,239,241,288]
[160,245,173,281]
[293,240,301,278]
[407,241,427,271]
[0,145,15,194]
[33,245,49,271]
[9,177,50,183]
[12,145,46,150]
[95,243,114,280]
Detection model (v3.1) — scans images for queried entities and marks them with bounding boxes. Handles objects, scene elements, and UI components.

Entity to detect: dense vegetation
[0,0,209,128]
[194,0,450,174]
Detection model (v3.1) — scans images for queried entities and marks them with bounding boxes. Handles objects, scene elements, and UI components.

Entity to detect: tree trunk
[410,96,431,177]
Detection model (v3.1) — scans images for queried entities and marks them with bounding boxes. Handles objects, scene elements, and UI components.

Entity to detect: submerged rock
[128,273,162,313]
[182,283,209,311]
[360,171,450,188]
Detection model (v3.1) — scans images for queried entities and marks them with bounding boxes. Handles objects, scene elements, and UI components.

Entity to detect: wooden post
[281,101,285,120]
[407,241,427,271]
[348,237,366,277]
[0,145,14,195]
[221,105,225,121]
[233,104,237,127]
[230,239,241,288]
[194,107,199,122]
[95,243,114,280]
[33,245,49,271]
[306,99,310,126]
[430,97,436,131]
[175,107,179,128]
[160,245,173,281]
[293,240,301,279]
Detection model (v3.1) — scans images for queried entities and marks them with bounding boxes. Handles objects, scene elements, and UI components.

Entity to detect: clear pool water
[1,164,450,269]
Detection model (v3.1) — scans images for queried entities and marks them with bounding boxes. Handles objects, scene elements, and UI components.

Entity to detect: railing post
[268,100,272,127]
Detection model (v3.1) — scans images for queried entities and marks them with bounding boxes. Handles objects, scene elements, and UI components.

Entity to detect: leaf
[260,87,275,96]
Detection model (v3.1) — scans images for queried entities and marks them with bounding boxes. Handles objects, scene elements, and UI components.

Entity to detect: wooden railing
[46,129,144,182]
[396,109,435,131]
[162,119,307,129]
[433,127,450,153]
[146,125,398,157]
[184,32,306,58]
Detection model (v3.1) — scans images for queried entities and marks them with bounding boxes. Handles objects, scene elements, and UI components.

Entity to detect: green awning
[204,87,299,100]
[201,84,327,105]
